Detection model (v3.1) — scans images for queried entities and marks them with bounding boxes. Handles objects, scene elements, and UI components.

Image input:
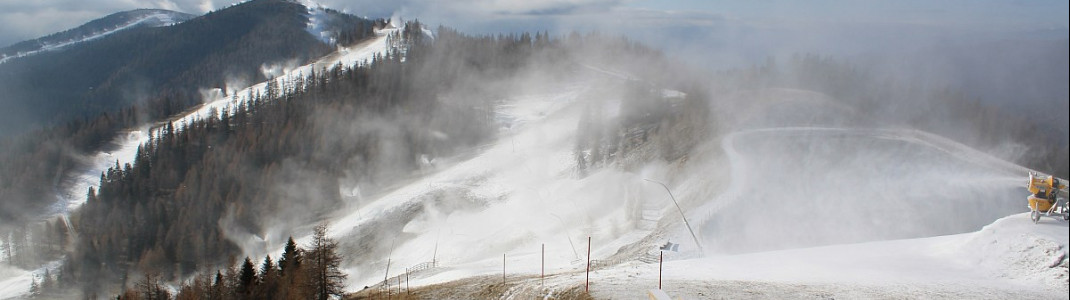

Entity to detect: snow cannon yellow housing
[1026,172,1068,223]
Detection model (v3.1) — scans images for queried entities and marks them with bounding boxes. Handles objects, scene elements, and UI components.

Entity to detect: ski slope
[339,86,1067,298]
[323,81,614,287]
[51,129,148,215]
[354,212,1067,299]
[0,265,32,300]
[555,212,1067,299]
[0,260,63,300]
[176,27,397,127]
[51,25,399,217]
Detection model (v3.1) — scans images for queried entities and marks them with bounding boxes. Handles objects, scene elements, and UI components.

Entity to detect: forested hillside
[0,0,381,226]
[15,21,584,297]
[106,226,346,300]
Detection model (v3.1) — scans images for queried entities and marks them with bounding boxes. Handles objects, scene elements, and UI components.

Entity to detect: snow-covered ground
[573,212,1067,299]
[359,211,1067,298]
[0,260,63,300]
[341,86,1067,298]
[324,81,621,287]
[0,265,30,300]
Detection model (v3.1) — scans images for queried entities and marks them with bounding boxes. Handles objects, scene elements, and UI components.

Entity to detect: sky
[1,0,1068,67]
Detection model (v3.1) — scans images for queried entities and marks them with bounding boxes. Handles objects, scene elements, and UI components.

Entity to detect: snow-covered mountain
[0,1,1066,299]
[0,9,194,64]
[0,0,380,137]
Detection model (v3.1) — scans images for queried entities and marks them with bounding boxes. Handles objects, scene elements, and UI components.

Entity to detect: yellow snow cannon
[1026,172,1068,223]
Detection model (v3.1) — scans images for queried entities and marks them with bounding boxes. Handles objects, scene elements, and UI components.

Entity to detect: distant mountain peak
[0,9,195,64]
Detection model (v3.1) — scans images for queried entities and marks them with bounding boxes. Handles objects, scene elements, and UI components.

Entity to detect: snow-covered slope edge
[380,213,1067,299]
[960,213,1069,292]
[639,212,1068,298]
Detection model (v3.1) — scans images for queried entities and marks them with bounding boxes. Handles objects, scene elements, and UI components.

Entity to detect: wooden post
[541,243,545,286]
[397,276,401,295]
[406,268,410,295]
[503,252,507,286]
[586,236,591,292]
[659,250,663,290]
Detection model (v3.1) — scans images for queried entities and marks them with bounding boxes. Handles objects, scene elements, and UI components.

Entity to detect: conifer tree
[239,257,257,297]
[279,237,301,276]
[258,255,278,299]
[306,224,346,300]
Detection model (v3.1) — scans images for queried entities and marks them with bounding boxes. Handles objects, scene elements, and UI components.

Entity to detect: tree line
[26,224,345,300]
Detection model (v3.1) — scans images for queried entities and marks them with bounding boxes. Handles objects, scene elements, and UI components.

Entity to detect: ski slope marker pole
[659,250,663,290]
[586,236,591,292]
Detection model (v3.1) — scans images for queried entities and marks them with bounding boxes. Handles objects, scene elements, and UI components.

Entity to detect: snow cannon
[1026,171,1068,223]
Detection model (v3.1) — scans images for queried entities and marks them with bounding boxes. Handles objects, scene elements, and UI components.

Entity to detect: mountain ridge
[0,9,195,64]
[0,0,380,137]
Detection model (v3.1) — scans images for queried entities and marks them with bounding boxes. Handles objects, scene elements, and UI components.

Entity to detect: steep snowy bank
[322,79,676,288]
